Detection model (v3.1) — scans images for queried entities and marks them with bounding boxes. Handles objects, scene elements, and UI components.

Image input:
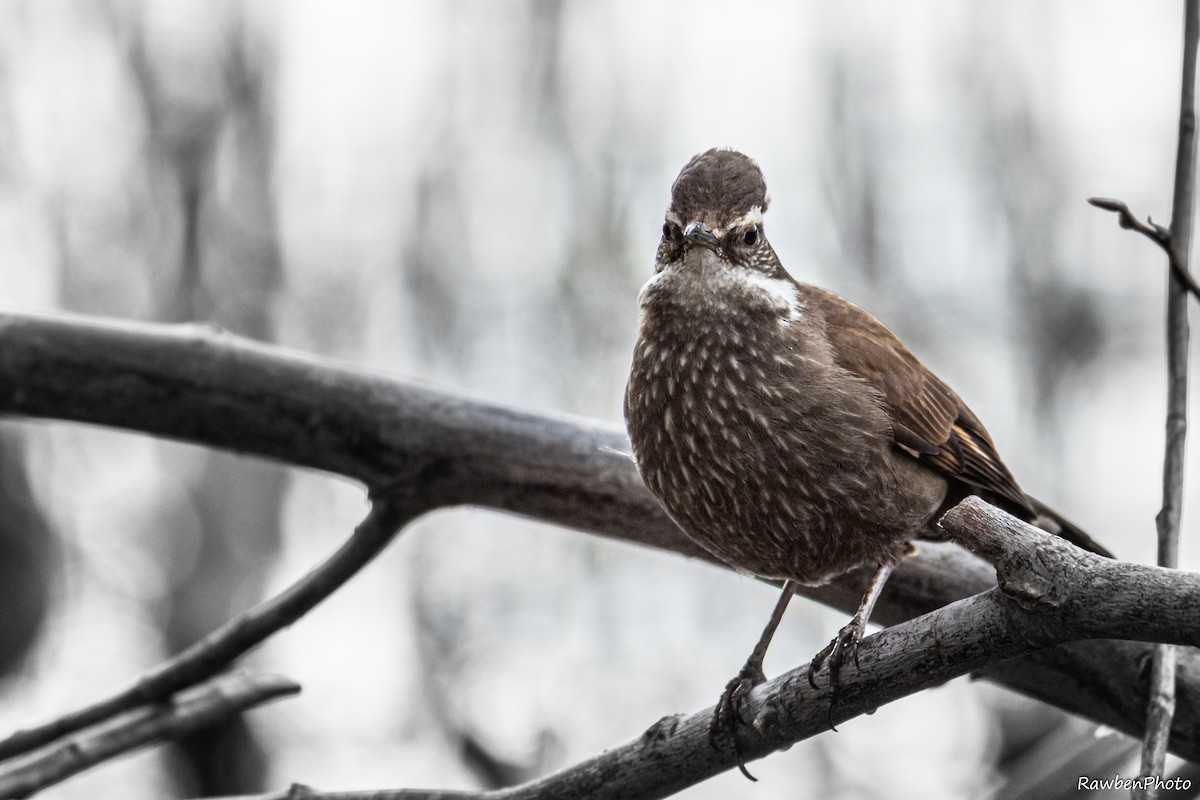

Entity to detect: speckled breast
[625,307,928,585]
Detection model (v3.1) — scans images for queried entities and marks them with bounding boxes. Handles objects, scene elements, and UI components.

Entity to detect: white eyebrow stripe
[728,205,764,229]
[664,209,683,226]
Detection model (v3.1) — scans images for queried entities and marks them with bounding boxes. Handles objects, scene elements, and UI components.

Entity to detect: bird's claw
[806,619,865,729]
[708,661,766,781]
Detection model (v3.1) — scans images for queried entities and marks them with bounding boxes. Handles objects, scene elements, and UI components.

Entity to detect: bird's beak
[683,221,719,251]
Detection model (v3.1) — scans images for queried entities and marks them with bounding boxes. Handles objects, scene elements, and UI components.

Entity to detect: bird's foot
[806,618,865,729]
[709,661,766,781]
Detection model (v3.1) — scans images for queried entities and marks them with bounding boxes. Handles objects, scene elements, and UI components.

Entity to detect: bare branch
[0,672,298,799]
[1087,197,1200,301]
[1139,1,1199,793]
[207,500,1200,800]
[1,311,1200,765]
[0,496,423,763]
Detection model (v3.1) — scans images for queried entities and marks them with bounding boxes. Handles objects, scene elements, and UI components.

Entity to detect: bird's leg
[807,554,900,718]
[709,579,797,781]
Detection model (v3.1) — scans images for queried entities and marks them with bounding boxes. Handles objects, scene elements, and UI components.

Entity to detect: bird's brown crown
[667,149,769,234]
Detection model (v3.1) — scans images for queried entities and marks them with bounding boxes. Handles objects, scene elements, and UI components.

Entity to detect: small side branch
[0,672,299,799]
[1087,197,1200,300]
[0,496,424,764]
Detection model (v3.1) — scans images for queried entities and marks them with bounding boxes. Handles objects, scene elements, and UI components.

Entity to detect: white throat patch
[640,263,803,328]
[728,269,803,325]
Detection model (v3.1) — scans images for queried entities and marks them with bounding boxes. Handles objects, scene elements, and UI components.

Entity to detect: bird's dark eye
[663,221,681,242]
[743,224,760,246]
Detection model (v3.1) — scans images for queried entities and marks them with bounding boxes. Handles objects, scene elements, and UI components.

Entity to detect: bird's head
[644,148,798,321]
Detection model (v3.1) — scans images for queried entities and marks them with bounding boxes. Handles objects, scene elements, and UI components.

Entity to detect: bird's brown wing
[809,286,1034,517]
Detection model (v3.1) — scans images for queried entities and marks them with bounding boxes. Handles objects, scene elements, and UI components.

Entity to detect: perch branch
[208,500,1200,800]
[0,311,1198,764]
[0,671,299,799]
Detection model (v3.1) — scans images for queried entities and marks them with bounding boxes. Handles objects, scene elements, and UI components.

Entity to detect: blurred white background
[0,1,1195,798]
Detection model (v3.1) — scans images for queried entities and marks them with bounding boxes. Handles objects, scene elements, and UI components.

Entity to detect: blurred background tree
[0,1,1192,798]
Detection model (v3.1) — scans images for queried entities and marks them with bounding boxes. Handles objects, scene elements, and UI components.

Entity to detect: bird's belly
[639,424,905,583]
[626,341,943,583]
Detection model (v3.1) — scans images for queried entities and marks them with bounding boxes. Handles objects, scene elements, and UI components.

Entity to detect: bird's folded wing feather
[810,287,1034,517]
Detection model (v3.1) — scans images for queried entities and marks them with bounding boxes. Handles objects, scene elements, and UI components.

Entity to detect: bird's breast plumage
[625,277,945,584]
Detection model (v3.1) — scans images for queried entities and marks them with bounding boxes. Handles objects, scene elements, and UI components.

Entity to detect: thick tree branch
[208,500,1200,800]
[1,310,1198,769]
[0,310,696,559]
[0,672,299,799]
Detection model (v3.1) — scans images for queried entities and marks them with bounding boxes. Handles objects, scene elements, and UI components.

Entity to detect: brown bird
[624,148,1110,778]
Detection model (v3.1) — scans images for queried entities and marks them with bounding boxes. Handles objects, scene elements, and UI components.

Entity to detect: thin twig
[0,496,423,763]
[0,671,299,799]
[1087,197,1200,301]
[1139,1,1198,795]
